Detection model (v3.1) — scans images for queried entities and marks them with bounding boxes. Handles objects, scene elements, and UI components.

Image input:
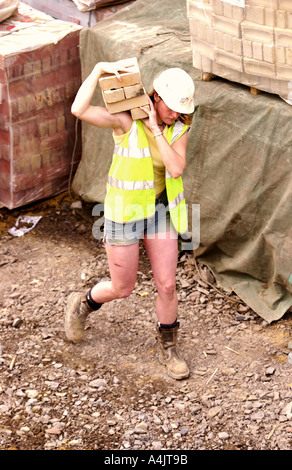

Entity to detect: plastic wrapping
[72,0,135,12]
[187,0,292,102]
[0,3,82,209]
[0,0,18,22]
[21,0,136,28]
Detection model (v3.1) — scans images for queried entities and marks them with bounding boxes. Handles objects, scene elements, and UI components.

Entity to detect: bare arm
[141,98,188,179]
[71,62,132,133]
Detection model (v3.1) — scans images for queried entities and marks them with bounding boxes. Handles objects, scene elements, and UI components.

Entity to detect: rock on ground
[0,193,292,450]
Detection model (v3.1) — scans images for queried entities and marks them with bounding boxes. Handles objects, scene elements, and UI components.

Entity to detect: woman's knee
[114,283,135,299]
[157,279,176,298]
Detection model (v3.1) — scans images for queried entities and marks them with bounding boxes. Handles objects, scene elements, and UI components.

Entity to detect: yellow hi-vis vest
[104,119,189,234]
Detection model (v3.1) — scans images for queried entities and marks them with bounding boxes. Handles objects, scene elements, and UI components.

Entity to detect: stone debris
[0,197,292,450]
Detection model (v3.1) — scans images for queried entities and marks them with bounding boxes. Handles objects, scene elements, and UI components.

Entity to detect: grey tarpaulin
[72,0,292,323]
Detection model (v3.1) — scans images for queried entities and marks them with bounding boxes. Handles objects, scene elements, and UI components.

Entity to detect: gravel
[0,195,292,451]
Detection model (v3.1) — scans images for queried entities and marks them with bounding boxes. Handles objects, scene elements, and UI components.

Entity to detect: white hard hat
[153,68,195,114]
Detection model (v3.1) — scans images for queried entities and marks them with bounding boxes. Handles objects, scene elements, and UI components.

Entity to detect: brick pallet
[0,3,82,209]
[187,0,292,101]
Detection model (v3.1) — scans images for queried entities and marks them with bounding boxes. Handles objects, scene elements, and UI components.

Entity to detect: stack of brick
[99,57,150,120]
[0,3,82,209]
[187,0,292,100]
[21,0,136,28]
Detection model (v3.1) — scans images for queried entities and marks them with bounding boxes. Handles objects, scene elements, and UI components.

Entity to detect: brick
[23,62,34,77]
[103,88,125,104]
[40,130,68,152]
[276,64,292,80]
[288,11,292,29]
[0,144,10,161]
[0,129,10,145]
[17,96,27,115]
[211,0,223,16]
[263,44,276,63]
[241,21,275,44]
[188,2,213,25]
[99,70,141,92]
[201,55,214,73]
[130,106,150,120]
[275,45,286,64]
[48,119,57,136]
[233,37,243,56]
[38,121,50,139]
[124,83,145,99]
[105,94,149,114]
[276,10,287,28]
[223,34,233,53]
[246,0,278,7]
[264,8,276,27]
[190,19,214,43]
[275,28,292,47]
[246,5,265,25]
[223,2,233,19]
[286,48,292,66]
[99,57,141,91]
[232,6,245,22]
[33,60,42,75]
[57,115,65,132]
[13,169,43,192]
[252,42,263,61]
[214,30,224,50]
[193,38,215,60]
[213,15,242,38]
[278,0,292,10]
[26,94,35,113]
[214,48,244,72]
[42,150,51,167]
[189,17,200,37]
[192,48,202,69]
[244,57,276,78]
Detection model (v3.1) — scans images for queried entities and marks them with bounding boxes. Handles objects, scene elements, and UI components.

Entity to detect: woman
[65,61,195,380]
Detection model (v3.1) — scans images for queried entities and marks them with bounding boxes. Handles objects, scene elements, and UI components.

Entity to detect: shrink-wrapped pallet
[0,3,82,209]
[187,0,292,102]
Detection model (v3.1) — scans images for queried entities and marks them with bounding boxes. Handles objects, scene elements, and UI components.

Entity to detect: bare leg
[143,232,178,324]
[143,232,189,379]
[65,241,139,343]
[90,240,139,303]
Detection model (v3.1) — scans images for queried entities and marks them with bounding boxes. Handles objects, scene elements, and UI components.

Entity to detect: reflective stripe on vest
[113,145,151,159]
[108,175,155,191]
[168,190,185,211]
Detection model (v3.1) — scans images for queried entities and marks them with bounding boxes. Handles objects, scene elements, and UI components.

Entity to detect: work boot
[156,323,189,380]
[64,292,93,343]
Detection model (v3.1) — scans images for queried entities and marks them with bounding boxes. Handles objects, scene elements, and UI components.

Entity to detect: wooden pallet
[201,72,262,95]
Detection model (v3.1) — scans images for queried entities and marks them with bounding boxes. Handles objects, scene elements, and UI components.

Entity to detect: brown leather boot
[64,292,93,343]
[156,323,189,380]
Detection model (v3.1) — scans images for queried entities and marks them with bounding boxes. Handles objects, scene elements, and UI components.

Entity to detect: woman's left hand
[140,96,161,135]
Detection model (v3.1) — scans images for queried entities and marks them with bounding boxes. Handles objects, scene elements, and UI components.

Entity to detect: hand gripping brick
[99,57,150,119]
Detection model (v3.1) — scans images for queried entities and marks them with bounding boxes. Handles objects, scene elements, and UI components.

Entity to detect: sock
[86,288,103,311]
[158,319,179,329]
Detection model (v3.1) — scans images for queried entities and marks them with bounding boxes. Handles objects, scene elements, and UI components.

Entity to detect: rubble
[0,194,292,450]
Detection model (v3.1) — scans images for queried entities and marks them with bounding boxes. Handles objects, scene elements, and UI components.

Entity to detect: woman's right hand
[94,61,132,82]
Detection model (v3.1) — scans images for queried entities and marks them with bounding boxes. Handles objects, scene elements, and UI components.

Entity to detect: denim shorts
[104,189,175,246]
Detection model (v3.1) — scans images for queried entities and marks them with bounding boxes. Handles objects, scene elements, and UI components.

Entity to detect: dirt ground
[0,192,292,451]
